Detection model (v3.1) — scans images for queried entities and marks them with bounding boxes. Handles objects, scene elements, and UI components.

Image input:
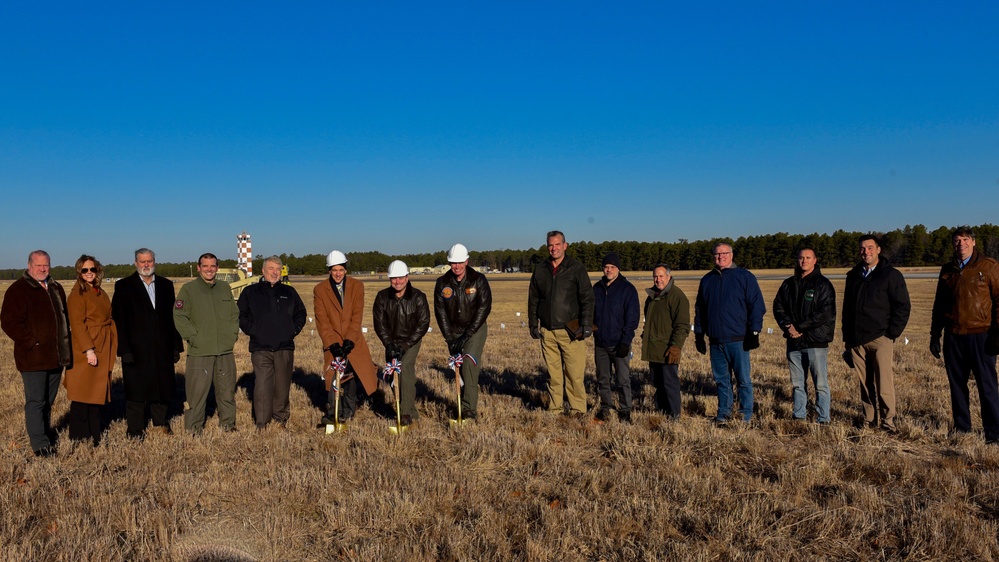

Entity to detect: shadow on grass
[291,367,327,412]
[289,366,409,420]
[473,366,548,410]
[54,370,189,439]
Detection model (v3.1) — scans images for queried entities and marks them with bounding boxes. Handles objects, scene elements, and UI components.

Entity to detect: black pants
[326,377,359,422]
[125,400,170,437]
[69,401,106,445]
[20,368,62,452]
[650,362,681,418]
[945,331,999,439]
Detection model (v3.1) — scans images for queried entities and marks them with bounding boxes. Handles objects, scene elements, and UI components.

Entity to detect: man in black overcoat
[111,248,183,437]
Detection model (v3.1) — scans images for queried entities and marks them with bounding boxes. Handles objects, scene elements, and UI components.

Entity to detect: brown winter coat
[1,272,71,372]
[932,248,999,337]
[314,276,378,394]
[63,283,118,404]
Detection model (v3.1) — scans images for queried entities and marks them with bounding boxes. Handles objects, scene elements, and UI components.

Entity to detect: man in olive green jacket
[641,264,690,419]
[174,253,239,433]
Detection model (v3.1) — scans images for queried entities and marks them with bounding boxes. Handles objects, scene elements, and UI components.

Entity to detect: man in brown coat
[1,250,71,457]
[313,250,377,425]
[931,226,999,443]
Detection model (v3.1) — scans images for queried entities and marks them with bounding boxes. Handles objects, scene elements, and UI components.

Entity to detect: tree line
[3,224,996,280]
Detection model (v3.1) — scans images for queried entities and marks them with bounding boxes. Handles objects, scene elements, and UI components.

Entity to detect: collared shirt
[863,264,877,278]
[143,277,156,308]
[960,255,971,269]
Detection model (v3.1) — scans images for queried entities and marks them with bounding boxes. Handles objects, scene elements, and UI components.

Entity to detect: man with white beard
[111,248,184,438]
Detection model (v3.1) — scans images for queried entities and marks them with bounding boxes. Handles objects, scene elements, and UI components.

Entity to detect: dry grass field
[2,269,998,561]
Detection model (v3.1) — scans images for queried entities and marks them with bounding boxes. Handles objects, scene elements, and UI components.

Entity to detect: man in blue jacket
[592,253,640,423]
[695,242,766,423]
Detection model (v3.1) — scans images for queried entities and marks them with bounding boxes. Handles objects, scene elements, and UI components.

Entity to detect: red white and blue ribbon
[382,358,401,388]
[447,353,476,387]
[328,357,349,392]
[331,357,347,375]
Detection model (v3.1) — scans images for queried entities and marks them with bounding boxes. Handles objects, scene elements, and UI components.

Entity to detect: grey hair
[134,248,155,260]
[711,242,733,255]
[28,250,50,264]
[652,263,672,276]
[263,255,283,268]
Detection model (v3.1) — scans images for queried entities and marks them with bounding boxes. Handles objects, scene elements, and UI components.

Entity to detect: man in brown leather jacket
[434,243,491,420]
[1,250,70,457]
[373,260,430,427]
[931,225,999,443]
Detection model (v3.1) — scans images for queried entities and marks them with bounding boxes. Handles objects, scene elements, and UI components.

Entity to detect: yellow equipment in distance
[215,268,254,299]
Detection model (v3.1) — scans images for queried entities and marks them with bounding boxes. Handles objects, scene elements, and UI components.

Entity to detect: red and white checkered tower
[237,231,253,276]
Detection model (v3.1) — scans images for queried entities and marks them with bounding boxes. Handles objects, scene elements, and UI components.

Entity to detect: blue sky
[2,2,996,268]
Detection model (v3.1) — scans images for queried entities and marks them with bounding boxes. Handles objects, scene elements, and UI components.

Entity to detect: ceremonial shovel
[325,355,349,434]
[448,353,474,428]
[384,359,407,435]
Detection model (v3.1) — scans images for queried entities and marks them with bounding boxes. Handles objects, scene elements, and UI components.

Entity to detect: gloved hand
[614,342,631,358]
[385,343,403,361]
[530,327,541,340]
[695,334,707,355]
[842,348,855,369]
[448,335,468,356]
[665,345,682,365]
[341,339,355,356]
[581,328,592,340]
[929,336,941,359]
[173,351,181,364]
[328,342,343,357]
[743,331,760,351]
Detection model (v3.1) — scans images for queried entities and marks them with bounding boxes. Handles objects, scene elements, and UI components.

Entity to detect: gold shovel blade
[325,423,347,434]
[388,423,409,435]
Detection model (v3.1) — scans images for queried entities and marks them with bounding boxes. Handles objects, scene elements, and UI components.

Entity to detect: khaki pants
[457,325,487,416]
[540,327,587,414]
[850,336,896,429]
[398,341,422,419]
[184,353,237,433]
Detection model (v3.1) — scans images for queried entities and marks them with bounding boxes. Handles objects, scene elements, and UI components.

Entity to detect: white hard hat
[387,260,409,278]
[326,250,347,267]
[447,243,469,262]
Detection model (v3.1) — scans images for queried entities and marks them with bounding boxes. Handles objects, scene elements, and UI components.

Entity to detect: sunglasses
[80,268,98,274]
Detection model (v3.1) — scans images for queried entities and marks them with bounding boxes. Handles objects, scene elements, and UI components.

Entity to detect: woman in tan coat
[64,255,118,445]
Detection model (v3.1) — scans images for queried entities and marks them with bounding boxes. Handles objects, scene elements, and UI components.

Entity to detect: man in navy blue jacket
[592,253,640,423]
[695,242,766,423]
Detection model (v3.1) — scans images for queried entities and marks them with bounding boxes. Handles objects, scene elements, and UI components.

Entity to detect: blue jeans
[710,341,753,421]
[787,346,830,423]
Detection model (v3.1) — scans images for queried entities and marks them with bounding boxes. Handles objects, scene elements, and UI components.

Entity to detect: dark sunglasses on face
[80,268,98,274]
